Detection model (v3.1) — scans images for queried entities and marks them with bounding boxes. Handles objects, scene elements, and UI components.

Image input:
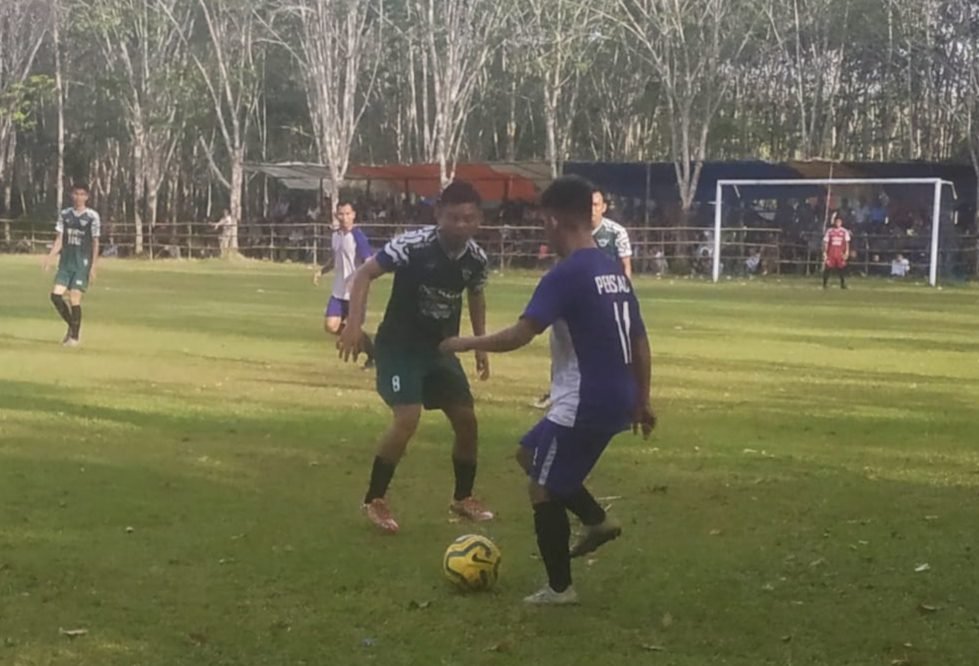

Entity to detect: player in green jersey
[590,190,632,279]
[337,181,494,534]
[43,184,101,347]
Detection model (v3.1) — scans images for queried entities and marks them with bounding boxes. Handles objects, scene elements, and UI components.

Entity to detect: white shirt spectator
[891,256,910,277]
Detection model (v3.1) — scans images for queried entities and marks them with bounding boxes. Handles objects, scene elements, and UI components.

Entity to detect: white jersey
[331,227,372,300]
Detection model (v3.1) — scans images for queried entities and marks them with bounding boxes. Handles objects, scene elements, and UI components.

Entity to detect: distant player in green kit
[43,183,101,347]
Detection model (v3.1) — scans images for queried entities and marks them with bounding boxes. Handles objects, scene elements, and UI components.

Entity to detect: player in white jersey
[314,201,375,366]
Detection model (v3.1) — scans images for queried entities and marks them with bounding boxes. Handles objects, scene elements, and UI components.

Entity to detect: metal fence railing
[3,217,977,280]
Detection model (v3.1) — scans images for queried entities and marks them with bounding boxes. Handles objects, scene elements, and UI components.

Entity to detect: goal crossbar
[712,177,956,286]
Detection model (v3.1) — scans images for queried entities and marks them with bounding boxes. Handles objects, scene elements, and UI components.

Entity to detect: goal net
[712,178,959,286]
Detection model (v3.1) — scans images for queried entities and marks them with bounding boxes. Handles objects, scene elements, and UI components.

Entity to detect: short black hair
[540,175,594,226]
[71,183,90,193]
[439,180,481,207]
[336,200,356,210]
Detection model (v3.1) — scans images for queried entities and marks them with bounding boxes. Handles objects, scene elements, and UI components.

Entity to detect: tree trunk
[544,105,559,178]
[2,132,14,226]
[229,147,244,251]
[147,188,159,251]
[53,0,65,212]
[132,139,145,254]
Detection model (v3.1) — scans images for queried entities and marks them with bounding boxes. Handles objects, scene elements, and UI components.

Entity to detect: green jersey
[374,226,489,350]
[592,217,632,263]
[57,207,101,272]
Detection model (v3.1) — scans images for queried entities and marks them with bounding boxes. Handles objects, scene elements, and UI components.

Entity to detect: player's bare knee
[68,291,83,306]
[324,317,343,335]
[391,406,421,440]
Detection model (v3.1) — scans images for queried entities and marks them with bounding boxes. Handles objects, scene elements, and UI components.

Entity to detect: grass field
[2,254,979,666]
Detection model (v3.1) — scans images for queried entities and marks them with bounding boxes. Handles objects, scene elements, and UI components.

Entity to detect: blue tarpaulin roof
[564,160,975,210]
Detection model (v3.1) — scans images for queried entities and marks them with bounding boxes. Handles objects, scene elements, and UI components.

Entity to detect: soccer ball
[442,534,501,591]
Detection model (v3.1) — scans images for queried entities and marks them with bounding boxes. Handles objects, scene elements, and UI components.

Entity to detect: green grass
[2,254,979,666]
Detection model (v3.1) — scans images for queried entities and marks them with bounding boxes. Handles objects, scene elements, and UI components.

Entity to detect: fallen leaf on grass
[913,563,930,573]
[917,603,940,614]
[781,635,792,643]
[890,658,912,666]
[408,600,431,610]
[59,628,88,638]
[641,644,666,652]
[361,638,376,648]
[484,641,512,653]
[923,515,939,521]
[709,529,723,536]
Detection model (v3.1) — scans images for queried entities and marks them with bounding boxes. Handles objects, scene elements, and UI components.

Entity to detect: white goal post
[713,178,956,286]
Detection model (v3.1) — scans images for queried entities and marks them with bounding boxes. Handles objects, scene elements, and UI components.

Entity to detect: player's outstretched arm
[441,318,538,355]
[630,328,656,438]
[338,258,384,361]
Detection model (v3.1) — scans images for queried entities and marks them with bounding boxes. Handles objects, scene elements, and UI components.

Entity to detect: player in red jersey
[822,212,851,289]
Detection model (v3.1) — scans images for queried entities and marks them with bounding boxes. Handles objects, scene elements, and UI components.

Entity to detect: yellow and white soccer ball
[442,534,502,591]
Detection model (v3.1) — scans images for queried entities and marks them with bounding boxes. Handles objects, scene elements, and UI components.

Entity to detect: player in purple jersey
[314,201,375,367]
[441,176,655,604]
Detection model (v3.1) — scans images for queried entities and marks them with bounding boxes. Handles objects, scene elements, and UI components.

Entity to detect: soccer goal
[712,178,958,286]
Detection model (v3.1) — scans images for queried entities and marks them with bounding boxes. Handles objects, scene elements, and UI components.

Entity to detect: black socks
[364,456,397,504]
[452,458,476,501]
[533,501,572,593]
[51,293,71,326]
[70,305,82,340]
[563,486,606,526]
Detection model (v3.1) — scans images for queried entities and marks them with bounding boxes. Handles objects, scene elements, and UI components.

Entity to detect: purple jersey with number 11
[522,248,645,432]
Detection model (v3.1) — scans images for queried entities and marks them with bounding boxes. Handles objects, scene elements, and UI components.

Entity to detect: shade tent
[244,161,550,202]
[564,161,809,202]
[246,160,974,219]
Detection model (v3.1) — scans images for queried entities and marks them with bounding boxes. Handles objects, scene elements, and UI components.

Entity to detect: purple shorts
[325,297,349,320]
[520,419,619,497]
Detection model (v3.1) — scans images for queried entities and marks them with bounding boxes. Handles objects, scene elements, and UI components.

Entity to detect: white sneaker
[63,338,80,348]
[523,585,579,605]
